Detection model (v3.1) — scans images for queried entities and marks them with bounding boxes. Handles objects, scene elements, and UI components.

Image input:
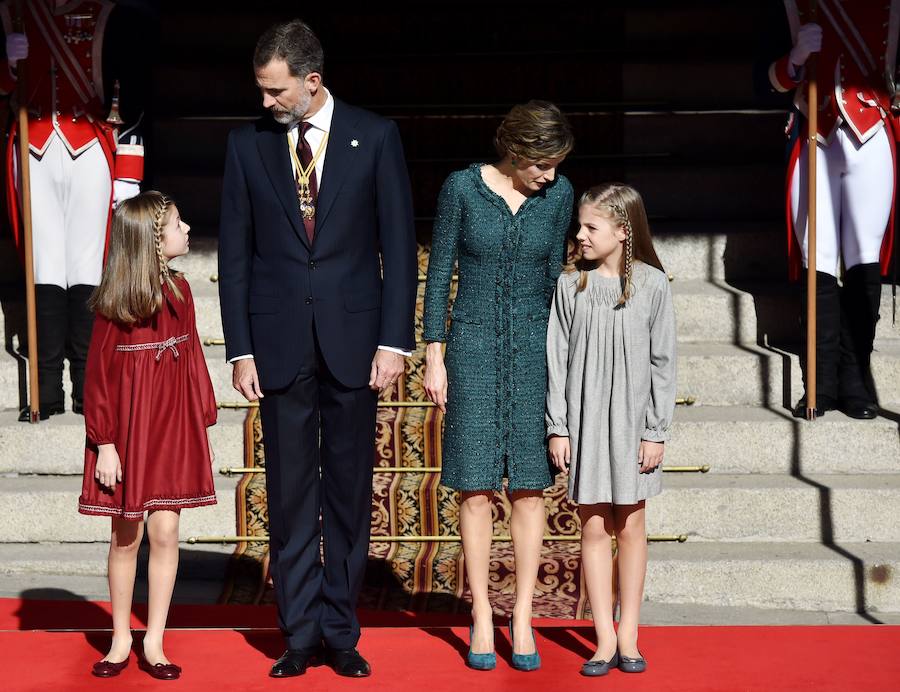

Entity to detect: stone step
[5,473,900,544]
[668,405,900,475]
[677,341,900,407]
[655,474,900,543]
[134,227,795,285]
[0,541,233,580]
[647,541,900,613]
[0,476,238,543]
[2,405,896,478]
[0,409,246,475]
[3,273,896,356]
[2,339,898,411]
[4,540,897,617]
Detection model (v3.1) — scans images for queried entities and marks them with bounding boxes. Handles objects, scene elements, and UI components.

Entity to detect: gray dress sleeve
[643,273,677,442]
[422,173,462,342]
[546,274,575,437]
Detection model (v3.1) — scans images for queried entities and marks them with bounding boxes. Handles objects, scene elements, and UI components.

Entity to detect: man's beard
[271,90,313,126]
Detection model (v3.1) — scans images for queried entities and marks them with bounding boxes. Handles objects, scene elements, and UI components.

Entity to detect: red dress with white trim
[78,278,217,520]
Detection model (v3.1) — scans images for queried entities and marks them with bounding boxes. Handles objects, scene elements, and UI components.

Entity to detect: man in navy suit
[218,19,416,678]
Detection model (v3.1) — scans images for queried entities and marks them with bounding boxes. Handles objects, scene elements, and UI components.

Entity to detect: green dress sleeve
[423,173,463,342]
[545,179,574,303]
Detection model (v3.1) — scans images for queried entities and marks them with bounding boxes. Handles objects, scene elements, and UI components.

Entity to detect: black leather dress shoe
[270,647,321,678]
[839,398,879,420]
[323,647,371,677]
[18,402,64,422]
[792,395,837,420]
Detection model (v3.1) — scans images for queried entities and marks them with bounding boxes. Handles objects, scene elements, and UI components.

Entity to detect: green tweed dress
[423,163,574,491]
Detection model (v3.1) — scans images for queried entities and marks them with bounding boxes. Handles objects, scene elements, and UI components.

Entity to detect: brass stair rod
[218,400,437,409]
[187,534,688,545]
[220,399,694,410]
[220,465,709,476]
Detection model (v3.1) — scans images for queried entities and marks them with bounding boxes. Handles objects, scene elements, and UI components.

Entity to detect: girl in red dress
[78,191,217,680]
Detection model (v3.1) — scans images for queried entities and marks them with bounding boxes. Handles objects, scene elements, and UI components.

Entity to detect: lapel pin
[350,139,359,147]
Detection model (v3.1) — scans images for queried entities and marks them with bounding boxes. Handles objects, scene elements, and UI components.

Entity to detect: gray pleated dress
[545,262,677,505]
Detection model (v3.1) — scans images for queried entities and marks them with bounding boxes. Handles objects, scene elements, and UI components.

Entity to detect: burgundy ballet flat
[139,657,182,680]
[91,658,129,677]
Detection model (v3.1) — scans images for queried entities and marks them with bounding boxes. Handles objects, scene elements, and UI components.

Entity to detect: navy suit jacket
[218,99,417,390]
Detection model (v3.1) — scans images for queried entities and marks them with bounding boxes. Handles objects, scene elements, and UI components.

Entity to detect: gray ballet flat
[617,650,646,673]
[580,651,618,677]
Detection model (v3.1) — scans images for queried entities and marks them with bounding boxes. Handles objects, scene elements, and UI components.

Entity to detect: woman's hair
[493,100,574,162]
[90,191,183,324]
[566,183,664,305]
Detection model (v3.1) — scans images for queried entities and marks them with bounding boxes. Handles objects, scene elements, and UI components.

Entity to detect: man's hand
[232,358,264,402]
[548,435,571,473]
[5,33,28,68]
[95,444,122,492]
[790,23,822,69]
[638,440,665,474]
[369,349,404,392]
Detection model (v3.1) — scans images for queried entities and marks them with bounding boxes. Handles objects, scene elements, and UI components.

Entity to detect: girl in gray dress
[546,183,676,677]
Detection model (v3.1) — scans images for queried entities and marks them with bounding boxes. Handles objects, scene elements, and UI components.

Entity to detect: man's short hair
[254,19,324,78]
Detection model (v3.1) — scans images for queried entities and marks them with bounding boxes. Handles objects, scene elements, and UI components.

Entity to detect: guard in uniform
[0,0,147,419]
[769,0,899,419]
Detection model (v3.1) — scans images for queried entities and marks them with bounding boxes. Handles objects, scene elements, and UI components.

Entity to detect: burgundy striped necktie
[297,121,317,243]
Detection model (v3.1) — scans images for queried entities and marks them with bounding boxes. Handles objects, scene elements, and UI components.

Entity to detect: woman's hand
[95,444,122,491]
[638,440,664,473]
[548,435,570,473]
[424,342,448,413]
[207,429,215,466]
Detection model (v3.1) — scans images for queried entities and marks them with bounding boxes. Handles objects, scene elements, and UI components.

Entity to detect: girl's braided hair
[89,191,183,324]
[565,183,664,303]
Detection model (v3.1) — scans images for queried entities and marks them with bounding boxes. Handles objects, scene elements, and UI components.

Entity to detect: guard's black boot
[19,284,67,421]
[793,271,840,419]
[66,284,96,415]
[838,263,882,419]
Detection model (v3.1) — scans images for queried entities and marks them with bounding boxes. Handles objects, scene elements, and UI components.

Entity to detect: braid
[605,203,633,306]
[152,194,171,286]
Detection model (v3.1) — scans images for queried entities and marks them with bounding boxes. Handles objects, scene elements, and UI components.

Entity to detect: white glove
[112,180,140,208]
[790,23,822,69]
[5,33,28,66]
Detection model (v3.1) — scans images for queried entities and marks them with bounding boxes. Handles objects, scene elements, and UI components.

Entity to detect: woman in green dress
[423,101,574,671]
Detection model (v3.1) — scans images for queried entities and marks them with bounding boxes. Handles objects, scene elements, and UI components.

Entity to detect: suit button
[305,297,313,305]
[308,260,316,269]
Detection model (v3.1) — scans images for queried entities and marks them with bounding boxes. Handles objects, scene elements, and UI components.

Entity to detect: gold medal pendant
[297,182,316,219]
[288,129,328,222]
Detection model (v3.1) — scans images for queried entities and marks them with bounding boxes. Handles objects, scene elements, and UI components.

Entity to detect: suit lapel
[256,123,310,250]
[315,100,360,234]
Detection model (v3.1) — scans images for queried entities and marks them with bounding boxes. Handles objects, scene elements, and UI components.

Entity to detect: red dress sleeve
[184,279,217,427]
[83,313,120,445]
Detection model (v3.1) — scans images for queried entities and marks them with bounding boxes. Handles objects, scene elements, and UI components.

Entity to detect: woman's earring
[511,158,518,168]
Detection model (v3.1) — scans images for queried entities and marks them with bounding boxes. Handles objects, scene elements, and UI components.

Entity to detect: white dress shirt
[229,88,411,363]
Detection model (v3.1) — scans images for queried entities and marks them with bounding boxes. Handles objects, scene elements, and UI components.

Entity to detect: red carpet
[2,599,899,691]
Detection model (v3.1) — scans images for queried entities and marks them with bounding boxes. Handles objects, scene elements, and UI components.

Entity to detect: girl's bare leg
[143,509,180,665]
[613,501,647,658]
[460,490,495,654]
[105,517,143,662]
[579,504,617,662]
[509,490,545,654]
